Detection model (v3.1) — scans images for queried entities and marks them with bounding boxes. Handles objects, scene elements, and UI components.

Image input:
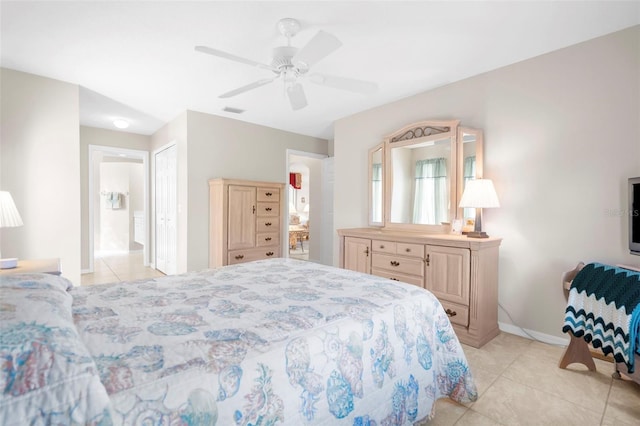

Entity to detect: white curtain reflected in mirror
[461,130,478,221]
[390,137,451,225]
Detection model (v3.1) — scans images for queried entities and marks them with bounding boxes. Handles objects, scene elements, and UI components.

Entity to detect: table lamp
[0,191,24,268]
[458,179,500,238]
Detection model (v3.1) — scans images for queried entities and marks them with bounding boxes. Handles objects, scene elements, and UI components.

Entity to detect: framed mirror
[457,127,484,222]
[384,120,459,231]
[368,143,384,226]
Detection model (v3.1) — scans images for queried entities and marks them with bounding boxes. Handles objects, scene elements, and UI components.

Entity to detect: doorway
[286,150,330,264]
[87,145,150,275]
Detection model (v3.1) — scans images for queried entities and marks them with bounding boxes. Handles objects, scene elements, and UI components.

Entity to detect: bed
[1,258,477,425]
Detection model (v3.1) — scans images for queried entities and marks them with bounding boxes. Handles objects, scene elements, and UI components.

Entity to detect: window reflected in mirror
[390,137,451,225]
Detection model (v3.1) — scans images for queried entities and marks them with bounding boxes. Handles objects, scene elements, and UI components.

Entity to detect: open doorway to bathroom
[84,145,160,285]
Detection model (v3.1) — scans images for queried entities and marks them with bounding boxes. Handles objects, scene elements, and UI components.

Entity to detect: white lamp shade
[0,191,23,227]
[303,204,309,213]
[459,179,500,209]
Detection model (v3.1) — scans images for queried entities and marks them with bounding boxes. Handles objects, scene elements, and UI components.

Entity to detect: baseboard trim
[498,322,569,347]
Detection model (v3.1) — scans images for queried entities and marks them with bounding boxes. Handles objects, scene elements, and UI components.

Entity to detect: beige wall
[1,68,81,284]
[334,26,640,342]
[80,126,151,270]
[184,110,328,271]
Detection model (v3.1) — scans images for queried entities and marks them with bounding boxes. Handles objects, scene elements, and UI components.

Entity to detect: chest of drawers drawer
[372,253,424,277]
[257,187,280,202]
[228,246,280,265]
[257,202,279,217]
[256,232,279,247]
[257,217,279,232]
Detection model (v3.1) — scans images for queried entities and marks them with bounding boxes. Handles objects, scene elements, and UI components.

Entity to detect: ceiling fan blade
[195,46,275,71]
[292,30,342,69]
[287,83,307,110]
[309,73,378,94]
[219,77,277,98]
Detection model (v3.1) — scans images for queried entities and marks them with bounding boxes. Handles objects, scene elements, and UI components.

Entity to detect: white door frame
[285,149,328,261]
[88,144,150,273]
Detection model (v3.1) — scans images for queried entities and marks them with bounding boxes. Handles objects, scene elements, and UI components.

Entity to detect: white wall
[334,26,640,341]
[0,68,81,284]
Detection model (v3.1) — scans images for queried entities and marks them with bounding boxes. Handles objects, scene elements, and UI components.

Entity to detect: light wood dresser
[209,178,284,267]
[338,228,501,348]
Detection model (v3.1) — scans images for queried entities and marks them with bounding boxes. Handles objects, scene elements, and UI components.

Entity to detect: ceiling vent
[223,106,245,114]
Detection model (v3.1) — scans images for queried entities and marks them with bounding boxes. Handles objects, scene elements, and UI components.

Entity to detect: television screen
[631,177,640,254]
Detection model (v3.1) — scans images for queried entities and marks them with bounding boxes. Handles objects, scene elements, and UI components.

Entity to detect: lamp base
[466,231,489,239]
[0,258,18,269]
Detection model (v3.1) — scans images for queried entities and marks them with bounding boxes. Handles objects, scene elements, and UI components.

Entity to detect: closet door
[227,185,256,250]
[155,145,177,275]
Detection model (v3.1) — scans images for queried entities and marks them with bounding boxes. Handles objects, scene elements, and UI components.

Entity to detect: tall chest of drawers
[338,228,501,348]
[209,178,284,267]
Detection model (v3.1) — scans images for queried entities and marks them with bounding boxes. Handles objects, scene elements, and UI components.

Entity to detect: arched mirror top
[373,119,482,233]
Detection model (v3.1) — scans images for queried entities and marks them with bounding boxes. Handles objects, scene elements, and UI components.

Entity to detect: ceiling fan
[195,18,378,110]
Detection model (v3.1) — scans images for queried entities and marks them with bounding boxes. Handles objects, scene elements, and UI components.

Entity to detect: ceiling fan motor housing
[271,46,307,79]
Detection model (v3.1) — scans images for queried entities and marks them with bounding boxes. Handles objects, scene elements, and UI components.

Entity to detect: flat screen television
[631,177,640,255]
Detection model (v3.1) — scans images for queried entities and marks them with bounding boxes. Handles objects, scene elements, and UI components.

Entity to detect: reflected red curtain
[289,172,302,189]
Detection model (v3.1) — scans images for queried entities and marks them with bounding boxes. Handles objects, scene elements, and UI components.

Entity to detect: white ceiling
[2,1,638,140]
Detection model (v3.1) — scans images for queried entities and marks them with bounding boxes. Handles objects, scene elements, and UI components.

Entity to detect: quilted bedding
[2,258,477,425]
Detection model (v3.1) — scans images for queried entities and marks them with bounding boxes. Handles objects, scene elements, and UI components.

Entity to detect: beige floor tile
[502,351,612,413]
[81,252,163,285]
[422,398,468,425]
[462,332,533,375]
[466,365,500,406]
[602,377,640,425]
[471,376,602,426]
[455,409,505,425]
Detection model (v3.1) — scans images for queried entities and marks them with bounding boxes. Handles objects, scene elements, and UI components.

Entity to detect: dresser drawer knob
[235,254,245,260]
[445,308,457,317]
[390,277,399,281]
[266,251,274,256]
[265,207,272,211]
[265,192,273,197]
[390,260,400,267]
[380,245,385,249]
[405,248,411,252]
[265,222,272,226]
[265,237,272,241]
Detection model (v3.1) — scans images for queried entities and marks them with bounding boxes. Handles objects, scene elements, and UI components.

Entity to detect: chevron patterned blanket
[563,263,640,373]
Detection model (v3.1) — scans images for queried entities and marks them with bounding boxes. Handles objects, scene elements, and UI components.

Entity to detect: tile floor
[81,251,164,285]
[424,332,640,425]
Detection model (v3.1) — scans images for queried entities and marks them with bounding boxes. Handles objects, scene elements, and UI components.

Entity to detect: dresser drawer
[257,202,279,217]
[371,240,424,258]
[372,268,424,288]
[372,253,424,277]
[372,240,396,254]
[396,243,424,258]
[257,217,279,232]
[439,300,469,327]
[256,232,279,247]
[257,187,280,202]
[228,247,280,265]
